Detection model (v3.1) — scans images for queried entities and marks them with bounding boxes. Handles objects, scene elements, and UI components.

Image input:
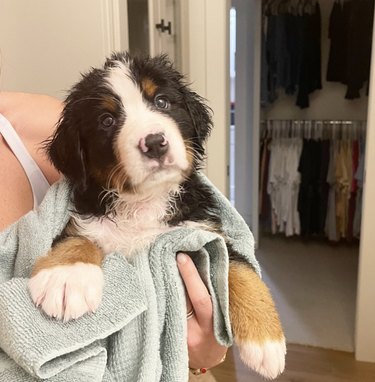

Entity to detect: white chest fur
[72,196,175,256]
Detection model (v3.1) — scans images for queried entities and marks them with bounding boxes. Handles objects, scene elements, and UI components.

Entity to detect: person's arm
[177,253,228,371]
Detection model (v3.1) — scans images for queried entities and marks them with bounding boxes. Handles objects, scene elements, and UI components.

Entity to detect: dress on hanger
[0,113,50,209]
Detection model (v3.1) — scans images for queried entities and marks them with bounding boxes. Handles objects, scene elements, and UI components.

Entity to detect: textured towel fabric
[0,173,259,381]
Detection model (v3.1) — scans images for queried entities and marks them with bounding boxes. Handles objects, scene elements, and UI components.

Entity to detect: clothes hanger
[314,120,323,141]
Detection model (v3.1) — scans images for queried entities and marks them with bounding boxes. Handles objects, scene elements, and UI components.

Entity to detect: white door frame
[355,5,375,363]
[232,0,262,243]
[183,0,230,196]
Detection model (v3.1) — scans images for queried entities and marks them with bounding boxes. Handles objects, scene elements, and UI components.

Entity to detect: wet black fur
[45,52,220,226]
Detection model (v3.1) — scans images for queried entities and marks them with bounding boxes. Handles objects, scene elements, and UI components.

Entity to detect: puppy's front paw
[28,263,104,321]
[238,337,286,380]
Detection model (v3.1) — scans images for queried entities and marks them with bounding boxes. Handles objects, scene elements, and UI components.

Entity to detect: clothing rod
[260,119,365,124]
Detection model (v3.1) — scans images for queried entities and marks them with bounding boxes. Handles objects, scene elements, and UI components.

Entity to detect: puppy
[28,52,286,379]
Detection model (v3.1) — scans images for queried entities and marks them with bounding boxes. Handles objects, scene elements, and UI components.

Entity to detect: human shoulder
[0,92,63,184]
[0,92,63,139]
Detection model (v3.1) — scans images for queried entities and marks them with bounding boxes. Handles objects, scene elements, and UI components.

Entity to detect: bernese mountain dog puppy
[28,52,285,379]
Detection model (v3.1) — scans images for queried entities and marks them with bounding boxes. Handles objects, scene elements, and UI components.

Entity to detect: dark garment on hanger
[318,140,330,233]
[327,0,374,99]
[265,14,288,104]
[298,139,323,236]
[259,138,272,232]
[284,14,302,95]
[347,141,359,240]
[261,23,270,107]
[262,3,322,109]
[296,3,322,108]
[327,0,349,83]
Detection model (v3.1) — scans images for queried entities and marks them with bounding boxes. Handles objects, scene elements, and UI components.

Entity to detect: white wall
[185,0,230,196]
[265,0,369,121]
[0,0,127,99]
[355,5,375,363]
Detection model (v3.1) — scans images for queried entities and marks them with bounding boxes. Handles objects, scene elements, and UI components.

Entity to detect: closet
[231,0,375,358]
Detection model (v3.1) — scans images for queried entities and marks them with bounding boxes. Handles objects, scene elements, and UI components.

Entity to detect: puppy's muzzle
[139,133,169,159]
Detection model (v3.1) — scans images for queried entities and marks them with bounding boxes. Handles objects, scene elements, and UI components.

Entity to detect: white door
[0,0,128,99]
[186,0,230,196]
[149,0,176,61]
[127,0,176,61]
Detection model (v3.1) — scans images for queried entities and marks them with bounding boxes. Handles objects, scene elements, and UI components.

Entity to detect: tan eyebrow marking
[142,78,158,98]
[102,97,117,112]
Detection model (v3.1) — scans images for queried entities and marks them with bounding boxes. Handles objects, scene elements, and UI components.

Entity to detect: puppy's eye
[154,95,171,110]
[100,114,116,128]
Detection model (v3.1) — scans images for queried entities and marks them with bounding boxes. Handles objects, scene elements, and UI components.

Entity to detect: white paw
[28,263,104,321]
[238,337,286,379]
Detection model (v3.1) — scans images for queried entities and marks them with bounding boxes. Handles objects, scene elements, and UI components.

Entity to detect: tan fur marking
[91,167,112,186]
[110,140,134,193]
[102,97,117,113]
[108,162,133,193]
[31,236,104,276]
[142,78,158,98]
[229,262,284,343]
[89,160,131,193]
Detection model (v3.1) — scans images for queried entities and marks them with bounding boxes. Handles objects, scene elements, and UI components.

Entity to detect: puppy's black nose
[139,133,169,159]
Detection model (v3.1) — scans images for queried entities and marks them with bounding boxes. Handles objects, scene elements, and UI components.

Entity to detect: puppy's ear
[45,114,88,191]
[184,91,213,143]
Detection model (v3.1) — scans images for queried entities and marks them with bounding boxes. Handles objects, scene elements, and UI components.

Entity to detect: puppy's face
[48,53,212,213]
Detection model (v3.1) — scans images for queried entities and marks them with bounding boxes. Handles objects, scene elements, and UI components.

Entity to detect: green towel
[0,173,259,381]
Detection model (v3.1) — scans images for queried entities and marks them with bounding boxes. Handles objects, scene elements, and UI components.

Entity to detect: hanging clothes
[262,0,322,109]
[347,141,359,240]
[324,141,339,241]
[327,0,375,99]
[259,137,273,232]
[260,120,365,242]
[297,139,329,236]
[353,138,366,238]
[266,121,303,236]
[335,140,353,239]
[295,3,322,108]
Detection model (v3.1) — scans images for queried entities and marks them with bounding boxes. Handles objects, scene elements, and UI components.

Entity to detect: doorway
[230,0,373,356]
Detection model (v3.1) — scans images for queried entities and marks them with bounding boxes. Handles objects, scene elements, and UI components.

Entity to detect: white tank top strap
[0,113,50,209]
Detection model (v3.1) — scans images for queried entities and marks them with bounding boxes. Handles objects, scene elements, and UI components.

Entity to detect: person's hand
[0,92,63,183]
[177,252,227,370]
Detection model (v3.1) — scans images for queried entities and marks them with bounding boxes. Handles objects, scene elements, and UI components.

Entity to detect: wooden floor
[210,344,375,382]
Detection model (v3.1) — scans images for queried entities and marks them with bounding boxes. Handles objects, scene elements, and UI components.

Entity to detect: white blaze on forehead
[105,62,189,189]
[107,62,144,112]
